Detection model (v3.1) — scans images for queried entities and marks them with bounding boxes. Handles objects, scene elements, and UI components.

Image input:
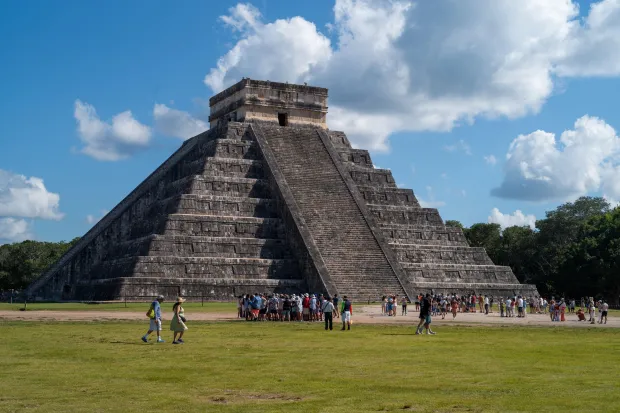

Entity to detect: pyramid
[27,79,539,301]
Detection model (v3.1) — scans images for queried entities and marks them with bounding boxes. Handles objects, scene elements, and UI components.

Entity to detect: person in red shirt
[302,293,310,321]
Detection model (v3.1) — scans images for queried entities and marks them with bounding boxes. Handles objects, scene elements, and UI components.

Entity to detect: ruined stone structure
[27,78,538,301]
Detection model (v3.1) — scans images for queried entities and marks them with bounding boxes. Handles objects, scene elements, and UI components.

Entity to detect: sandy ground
[0,306,617,328]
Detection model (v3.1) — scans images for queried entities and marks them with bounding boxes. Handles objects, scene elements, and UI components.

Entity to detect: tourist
[302,293,310,321]
[250,293,262,321]
[505,297,512,317]
[341,295,353,331]
[170,297,188,344]
[237,296,243,318]
[569,299,576,313]
[517,296,524,317]
[451,296,458,319]
[599,301,609,324]
[142,295,165,343]
[560,299,567,322]
[333,294,340,319]
[589,298,596,324]
[484,295,489,315]
[282,295,292,321]
[381,295,387,315]
[415,293,436,335]
[489,296,494,313]
[440,296,447,319]
[402,296,408,316]
[321,297,335,330]
[310,294,318,321]
[576,308,586,321]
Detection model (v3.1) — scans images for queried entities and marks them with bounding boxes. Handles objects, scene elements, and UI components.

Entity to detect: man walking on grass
[415,293,436,335]
[322,297,335,330]
[142,295,165,343]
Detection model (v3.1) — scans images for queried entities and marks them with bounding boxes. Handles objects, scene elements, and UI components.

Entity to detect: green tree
[464,223,502,263]
[445,220,464,229]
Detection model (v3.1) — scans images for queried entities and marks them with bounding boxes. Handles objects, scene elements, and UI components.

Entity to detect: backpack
[146,304,155,319]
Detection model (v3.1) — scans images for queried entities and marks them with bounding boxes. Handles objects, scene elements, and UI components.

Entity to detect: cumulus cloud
[492,115,620,202]
[153,104,208,140]
[417,186,446,209]
[0,218,32,244]
[484,155,497,165]
[204,3,332,92]
[74,100,152,161]
[205,0,620,152]
[0,170,64,220]
[488,208,537,230]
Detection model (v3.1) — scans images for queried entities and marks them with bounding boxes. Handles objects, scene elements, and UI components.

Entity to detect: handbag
[180,316,187,323]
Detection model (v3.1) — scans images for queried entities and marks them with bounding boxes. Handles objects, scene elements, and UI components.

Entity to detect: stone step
[183,138,260,163]
[259,123,406,297]
[337,149,373,168]
[390,245,494,265]
[369,205,443,225]
[132,214,286,239]
[348,165,397,188]
[109,235,291,259]
[182,158,266,180]
[356,186,420,207]
[157,194,278,218]
[380,223,468,245]
[166,175,270,199]
[327,131,353,149]
[400,263,518,284]
[90,256,300,281]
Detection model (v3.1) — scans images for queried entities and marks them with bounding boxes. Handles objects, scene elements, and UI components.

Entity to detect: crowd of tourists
[236,293,353,331]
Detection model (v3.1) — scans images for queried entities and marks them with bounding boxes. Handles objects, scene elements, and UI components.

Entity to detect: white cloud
[443,140,472,155]
[440,173,448,179]
[484,155,497,165]
[488,208,536,230]
[0,170,64,220]
[205,0,620,152]
[74,100,152,161]
[204,3,332,93]
[492,115,620,201]
[0,218,32,244]
[556,0,620,77]
[461,189,467,197]
[153,104,208,140]
[418,185,446,209]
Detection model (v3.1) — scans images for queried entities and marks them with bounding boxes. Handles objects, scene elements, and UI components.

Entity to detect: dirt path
[0,306,617,328]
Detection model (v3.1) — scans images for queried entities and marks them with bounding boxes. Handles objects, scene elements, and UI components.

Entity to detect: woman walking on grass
[170,297,188,344]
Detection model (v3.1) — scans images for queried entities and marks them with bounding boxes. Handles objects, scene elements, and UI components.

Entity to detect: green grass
[0,301,236,313]
[1,321,619,412]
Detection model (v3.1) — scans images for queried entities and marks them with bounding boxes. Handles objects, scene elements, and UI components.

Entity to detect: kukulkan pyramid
[28,79,539,301]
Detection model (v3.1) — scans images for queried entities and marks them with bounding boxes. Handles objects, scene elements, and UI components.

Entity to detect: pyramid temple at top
[27,78,539,301]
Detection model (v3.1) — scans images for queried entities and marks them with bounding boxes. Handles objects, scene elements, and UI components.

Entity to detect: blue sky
[1,0,620,243]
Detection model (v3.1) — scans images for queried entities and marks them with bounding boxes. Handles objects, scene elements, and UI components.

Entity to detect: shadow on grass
[109,340,149,346]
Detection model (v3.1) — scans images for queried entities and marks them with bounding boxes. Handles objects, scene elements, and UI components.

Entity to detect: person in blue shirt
[250,293,262,320]
[142,295,165,343]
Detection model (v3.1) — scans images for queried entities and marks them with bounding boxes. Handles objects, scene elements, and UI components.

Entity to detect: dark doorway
[278,113,288,126]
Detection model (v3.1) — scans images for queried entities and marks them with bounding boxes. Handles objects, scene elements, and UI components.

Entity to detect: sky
[2,0,620,244]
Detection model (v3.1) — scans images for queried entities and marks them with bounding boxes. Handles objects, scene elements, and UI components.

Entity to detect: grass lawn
[0,301,236,313]
[1,321,619,413]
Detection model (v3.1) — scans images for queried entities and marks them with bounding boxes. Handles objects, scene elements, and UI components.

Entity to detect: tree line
[0,238,79,292]
[447,196,620,304]
[1,196,619,303]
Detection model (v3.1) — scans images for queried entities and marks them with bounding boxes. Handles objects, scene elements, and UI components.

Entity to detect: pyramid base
[409,282,540,298]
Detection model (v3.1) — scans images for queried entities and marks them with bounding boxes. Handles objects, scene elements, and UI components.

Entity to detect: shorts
[269,309,277,314]
[259,308,266,315]
[251,309,259,317]
[602,311,608,317]
[342,311,351,323]
[303,308,310,315]
[149,319,162,331]
[425,315,432,325]
[282,310,290,317]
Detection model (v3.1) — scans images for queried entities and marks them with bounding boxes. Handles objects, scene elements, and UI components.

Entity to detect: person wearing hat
[142,295,165,343]
[170,297,188,344]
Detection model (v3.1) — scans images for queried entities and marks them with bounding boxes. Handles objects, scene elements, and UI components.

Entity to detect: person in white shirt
[517,297,524,317]
[505,298,512,317]
[484,296,490,315]
[599,302,609,324]
[321,297,335,330]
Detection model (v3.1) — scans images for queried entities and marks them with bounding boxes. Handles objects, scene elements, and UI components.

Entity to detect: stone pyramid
[27,79,538,301]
